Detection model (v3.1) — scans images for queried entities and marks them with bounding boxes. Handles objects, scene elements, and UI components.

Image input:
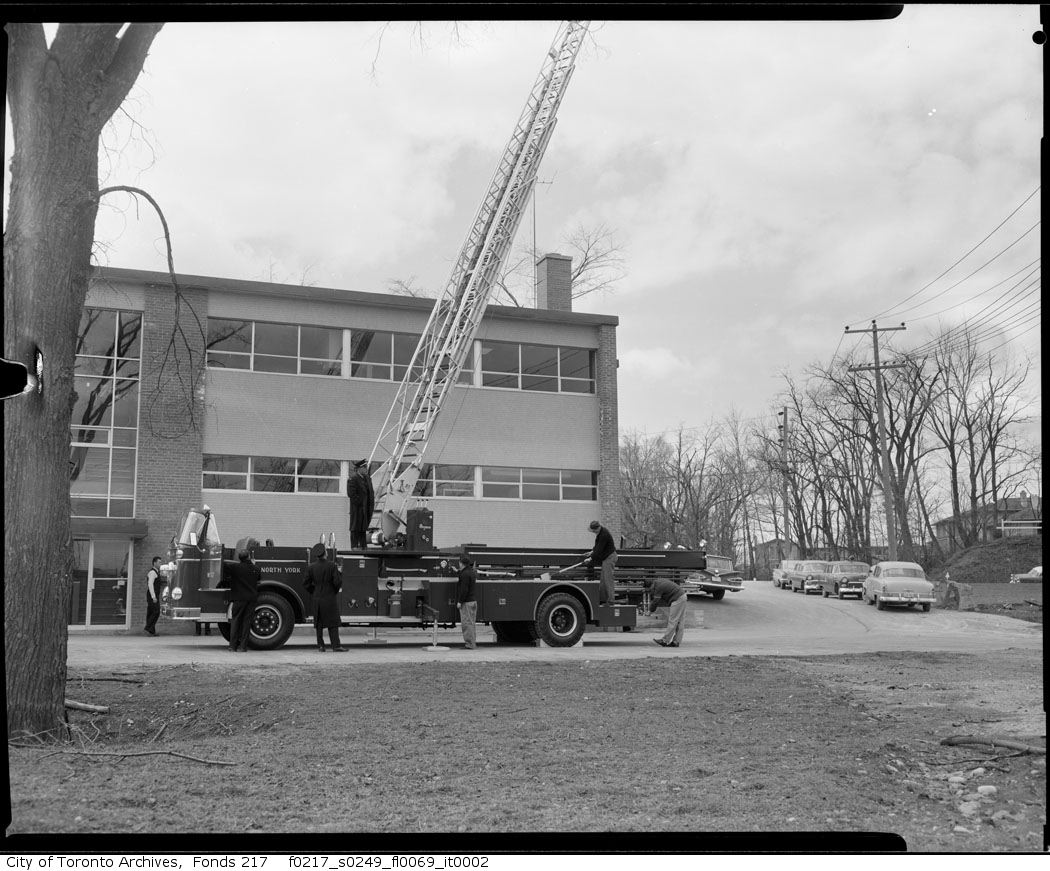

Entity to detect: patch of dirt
[7,651,1046,852]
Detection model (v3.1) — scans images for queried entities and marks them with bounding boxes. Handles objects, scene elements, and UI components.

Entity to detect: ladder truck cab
[160,506,649,650]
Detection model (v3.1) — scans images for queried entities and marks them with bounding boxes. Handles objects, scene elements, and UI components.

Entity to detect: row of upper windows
[203,455,599,502]
[205,319,596,393]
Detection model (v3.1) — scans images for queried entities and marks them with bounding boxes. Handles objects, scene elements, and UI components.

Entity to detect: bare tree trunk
[4,22,162,738]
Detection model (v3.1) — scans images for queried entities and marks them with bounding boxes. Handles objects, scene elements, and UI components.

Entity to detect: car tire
[536,592,586,647]
[921,603,931,613]
[836,587,844,599]
[875,596,886,611]
[865,592,874,606]
[709,589,726,601]
[822,589,830,598]
[249,592,295,650]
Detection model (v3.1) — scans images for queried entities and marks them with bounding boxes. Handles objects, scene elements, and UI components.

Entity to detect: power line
[902,259,1040,324]
[866,185,1040,323]
[905,302,1042,360]
[906,286,1041,357]
[876,220,1040,321]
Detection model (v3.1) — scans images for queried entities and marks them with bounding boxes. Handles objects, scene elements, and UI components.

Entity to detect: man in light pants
[647,577,687,647]
[457,554,478,649]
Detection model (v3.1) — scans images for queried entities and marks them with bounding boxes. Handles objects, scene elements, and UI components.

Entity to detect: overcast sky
[11,9,1042,439]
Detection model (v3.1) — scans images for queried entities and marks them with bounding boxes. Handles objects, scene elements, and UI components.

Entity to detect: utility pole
[776,406,791,563]
[847,320,907,561]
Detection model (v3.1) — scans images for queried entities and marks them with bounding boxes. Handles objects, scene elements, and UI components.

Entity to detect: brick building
[68,256,622,630]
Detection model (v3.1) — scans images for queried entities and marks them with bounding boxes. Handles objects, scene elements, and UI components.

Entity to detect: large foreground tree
[4,23,163,737]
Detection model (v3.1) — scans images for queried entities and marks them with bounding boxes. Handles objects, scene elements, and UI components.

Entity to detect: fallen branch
[1024,600,1041,609]
[65,700,110,714]
[68,676,146,684]
[38,748,233,766]
[149,723,167,743]
[940,736,1046,755]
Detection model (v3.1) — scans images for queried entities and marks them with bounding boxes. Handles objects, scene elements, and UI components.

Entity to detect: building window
[202,455,249,490]
[206,319,342,376]
[296,459,341,493]
[350,330,419,381]
[414,464,475,498]
[203,455,341,494]
[71,308,140,518]
[480,467,598,501]
[479,341,595,393]
[206,319,252,369]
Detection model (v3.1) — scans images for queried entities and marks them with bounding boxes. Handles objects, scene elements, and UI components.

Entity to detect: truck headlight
[171,587,183,601]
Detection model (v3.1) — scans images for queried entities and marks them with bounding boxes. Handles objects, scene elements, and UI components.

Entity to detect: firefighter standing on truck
[347,459,375,549]
[584,520,618,606]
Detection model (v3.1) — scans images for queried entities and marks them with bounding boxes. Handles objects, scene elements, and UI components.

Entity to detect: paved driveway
[66,581,1041,669]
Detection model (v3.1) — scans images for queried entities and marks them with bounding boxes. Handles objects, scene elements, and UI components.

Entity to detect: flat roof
[92,266,618,328]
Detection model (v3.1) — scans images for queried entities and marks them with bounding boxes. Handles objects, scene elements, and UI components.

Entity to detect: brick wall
[596,324,622,541]
[535,253,573,313]
[133,284,207,631]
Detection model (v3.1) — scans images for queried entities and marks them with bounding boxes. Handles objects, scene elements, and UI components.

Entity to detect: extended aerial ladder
[368,20,590,543]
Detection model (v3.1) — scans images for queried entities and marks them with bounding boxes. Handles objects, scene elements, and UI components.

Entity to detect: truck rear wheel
[536,592,586,647]
[492,621,539,644]
[250,592,295,650]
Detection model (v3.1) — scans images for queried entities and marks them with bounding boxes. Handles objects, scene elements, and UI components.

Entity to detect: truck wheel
[249,592,295,650]
[536,592,586,647]
[709,589,726,601]
[217,622,231,642]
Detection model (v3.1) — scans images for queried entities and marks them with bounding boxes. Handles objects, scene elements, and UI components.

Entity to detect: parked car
[773,559,801,589]
[786,560,830,594]
[682,554,743,600]
[1009,565,1042,584]
[817,561,870,599]
[863,561,935,611]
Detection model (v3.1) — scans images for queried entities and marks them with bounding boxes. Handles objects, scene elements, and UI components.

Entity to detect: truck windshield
[177,509,222,548]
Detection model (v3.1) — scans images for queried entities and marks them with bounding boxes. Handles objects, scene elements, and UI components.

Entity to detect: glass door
[69,539,133,628]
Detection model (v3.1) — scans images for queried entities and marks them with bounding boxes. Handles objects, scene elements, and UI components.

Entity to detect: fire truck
[160,22,718,647]
[161,505,712,649]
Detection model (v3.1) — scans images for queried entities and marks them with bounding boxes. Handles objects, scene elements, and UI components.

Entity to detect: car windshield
[833,563,869,574]
[799,562,827,572]
[884,567,925,579]
[177,509,222,548]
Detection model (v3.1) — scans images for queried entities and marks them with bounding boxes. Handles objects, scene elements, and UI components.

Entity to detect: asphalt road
[66,581,1041,669]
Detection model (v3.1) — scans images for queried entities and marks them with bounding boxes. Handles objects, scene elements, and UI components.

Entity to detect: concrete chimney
[535,253,572,312]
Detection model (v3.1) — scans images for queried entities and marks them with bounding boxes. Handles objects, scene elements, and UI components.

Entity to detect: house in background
[933,491,1043,552]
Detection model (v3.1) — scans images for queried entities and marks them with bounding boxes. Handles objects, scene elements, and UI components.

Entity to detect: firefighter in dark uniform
[228,547,261,652]
[584,520,618,606]
[347,459,375,549]
[305,542,345,651]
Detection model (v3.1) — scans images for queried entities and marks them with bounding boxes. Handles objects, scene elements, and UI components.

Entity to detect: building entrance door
[70,539,133,628]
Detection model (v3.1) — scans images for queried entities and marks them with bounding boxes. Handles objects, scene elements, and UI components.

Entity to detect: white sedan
[862,561,935,612]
